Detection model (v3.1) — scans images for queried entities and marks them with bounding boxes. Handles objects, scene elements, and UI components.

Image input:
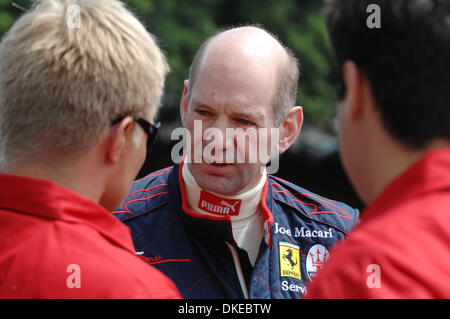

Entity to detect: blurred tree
[0,0,364,209]
[132,0,338,130]
[0,0,338,129]
[0,0,28,32]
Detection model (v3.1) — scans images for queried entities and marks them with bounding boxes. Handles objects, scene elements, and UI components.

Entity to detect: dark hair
[326,0,450,149]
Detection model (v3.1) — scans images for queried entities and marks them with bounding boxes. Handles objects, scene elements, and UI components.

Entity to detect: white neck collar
[181,160,266,221]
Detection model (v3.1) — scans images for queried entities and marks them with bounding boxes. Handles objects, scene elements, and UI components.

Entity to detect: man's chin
[194,173,241,196]
[190,162,264,196]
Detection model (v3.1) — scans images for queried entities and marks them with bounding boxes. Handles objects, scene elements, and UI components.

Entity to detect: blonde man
[0,0,180,298]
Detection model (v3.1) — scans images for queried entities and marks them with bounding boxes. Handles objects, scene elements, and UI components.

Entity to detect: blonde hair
[0,0,169,167]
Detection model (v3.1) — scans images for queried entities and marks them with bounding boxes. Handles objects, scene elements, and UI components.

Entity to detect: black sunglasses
[111,116,161,151]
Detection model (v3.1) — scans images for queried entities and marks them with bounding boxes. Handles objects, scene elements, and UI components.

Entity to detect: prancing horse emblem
[283,248,298,270]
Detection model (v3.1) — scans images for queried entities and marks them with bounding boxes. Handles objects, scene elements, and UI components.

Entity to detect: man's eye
[236,118,252,126]
[196,109,210,116]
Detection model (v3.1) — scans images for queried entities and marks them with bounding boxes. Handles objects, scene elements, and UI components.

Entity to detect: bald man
[114,26,359,299]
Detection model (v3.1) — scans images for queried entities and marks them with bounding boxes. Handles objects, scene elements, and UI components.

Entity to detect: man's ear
[180,80,190,127]
[341,61,365,120]
[105,117,135,165]
[278,106,303,154]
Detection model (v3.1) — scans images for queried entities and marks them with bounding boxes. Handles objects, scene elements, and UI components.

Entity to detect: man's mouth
[203,161,237,170]
[210,162,230,167]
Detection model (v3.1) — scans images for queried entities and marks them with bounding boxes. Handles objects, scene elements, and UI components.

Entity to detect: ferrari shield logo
[279,242,301,280]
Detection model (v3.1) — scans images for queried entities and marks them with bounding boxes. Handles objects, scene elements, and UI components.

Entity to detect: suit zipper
[226,242,249,299]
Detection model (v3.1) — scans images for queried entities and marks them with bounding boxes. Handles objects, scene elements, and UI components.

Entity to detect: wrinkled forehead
[192,49,277,112]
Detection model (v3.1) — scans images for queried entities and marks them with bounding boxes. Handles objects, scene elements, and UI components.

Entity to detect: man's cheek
[186,120,203,163]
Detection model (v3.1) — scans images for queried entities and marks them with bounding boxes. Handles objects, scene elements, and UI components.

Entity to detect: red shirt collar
[0,173,136,254]
[363,148,450,221]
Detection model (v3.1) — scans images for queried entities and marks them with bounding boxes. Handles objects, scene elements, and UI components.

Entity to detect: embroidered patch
[306,244,329,280]
[198,190,241,216]
[279,242,301,280]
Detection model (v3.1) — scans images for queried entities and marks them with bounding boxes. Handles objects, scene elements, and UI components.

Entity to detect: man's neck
[1,158,105,206]
[364,139,450,204]
[182,161,266,219]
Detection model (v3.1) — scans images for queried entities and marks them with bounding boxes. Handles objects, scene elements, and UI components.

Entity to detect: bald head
[188,26,299,126]
[199,27,288,70]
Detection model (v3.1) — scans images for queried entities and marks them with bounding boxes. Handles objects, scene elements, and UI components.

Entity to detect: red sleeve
[106,263,183,299]
[304,237,439,299]
[304,239,389,299]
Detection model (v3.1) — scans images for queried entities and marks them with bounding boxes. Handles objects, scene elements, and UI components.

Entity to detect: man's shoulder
[113,167,173,222]
[268,175,359,234]
[54,226,179,298]
[305,219,440,299]
[49,242,180,298]
[75,243,181,298]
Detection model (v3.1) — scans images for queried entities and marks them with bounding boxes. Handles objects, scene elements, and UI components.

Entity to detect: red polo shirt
[0,173,180,298]
[306,148,450,298]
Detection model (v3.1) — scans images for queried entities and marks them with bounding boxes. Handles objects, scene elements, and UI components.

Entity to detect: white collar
[181,159,266,221]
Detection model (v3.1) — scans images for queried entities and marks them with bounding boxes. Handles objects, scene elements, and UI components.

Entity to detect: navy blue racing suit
[114,162,359,298]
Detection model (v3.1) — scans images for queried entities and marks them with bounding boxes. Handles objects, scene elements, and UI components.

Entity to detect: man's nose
[205,116,234,150]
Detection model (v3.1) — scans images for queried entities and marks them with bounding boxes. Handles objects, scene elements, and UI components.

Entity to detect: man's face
[181,57,277,196]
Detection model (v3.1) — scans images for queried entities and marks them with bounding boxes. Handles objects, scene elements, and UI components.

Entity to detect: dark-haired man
[306,0,450,298]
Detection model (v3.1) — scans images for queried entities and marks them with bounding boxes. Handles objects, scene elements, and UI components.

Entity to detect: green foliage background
[0,0,338,130]
[0,0,366,210]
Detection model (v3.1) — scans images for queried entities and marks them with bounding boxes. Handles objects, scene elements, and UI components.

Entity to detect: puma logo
[198,190,242,216]
[219,200,240,212]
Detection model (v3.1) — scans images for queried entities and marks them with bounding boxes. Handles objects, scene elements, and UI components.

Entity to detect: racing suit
[114,161,359,298]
